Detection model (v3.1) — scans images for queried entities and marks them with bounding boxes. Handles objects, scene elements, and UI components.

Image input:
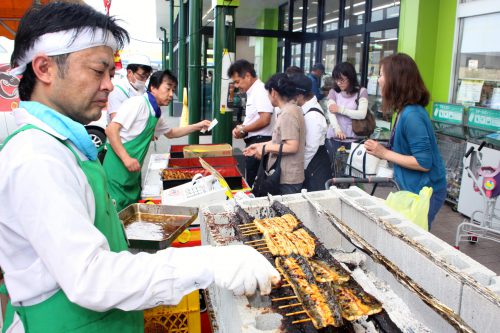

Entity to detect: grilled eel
[332,279,383,320]
[276,256,343,328]
[263,228,316,257]
[308,258,350,283]
[253,214,299,234]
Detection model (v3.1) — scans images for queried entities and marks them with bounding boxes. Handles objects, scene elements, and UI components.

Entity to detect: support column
[160,27,167,70]
[188,0,202,144]
[168,0,175,116]
[212,0,239,144]
[177,0,186,108]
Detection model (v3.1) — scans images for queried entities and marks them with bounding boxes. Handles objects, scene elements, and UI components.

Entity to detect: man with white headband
[0,3,280,333]
[107,54,153,120]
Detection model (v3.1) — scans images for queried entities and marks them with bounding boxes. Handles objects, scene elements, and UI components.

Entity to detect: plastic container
[144,290,201,333]
[162,166,244,190]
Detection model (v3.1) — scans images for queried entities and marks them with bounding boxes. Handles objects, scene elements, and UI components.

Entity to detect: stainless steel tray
[118,203,198,250]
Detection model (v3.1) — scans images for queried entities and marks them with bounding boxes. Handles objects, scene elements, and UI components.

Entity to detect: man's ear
[31,54,56,84]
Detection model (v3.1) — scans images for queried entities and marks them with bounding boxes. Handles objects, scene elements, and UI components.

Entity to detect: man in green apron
[107,54,153,121]
[103,70,211,212]
[0,3,279,333]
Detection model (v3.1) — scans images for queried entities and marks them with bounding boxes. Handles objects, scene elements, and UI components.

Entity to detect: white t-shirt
[242,79,274,138]
[0,109,214,320]
[112,94,171,143]
[107,78,144,116]
[302,96,327,168]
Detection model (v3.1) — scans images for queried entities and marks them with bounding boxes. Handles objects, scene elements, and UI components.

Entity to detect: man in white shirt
[289,73,331,191]
[228,60,274,187]
[0,3,279,332]
[107,54,152,121]
[104,70,211,211]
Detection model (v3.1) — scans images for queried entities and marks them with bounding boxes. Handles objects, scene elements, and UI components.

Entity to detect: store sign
[468,107,500,131]
[432,103,464,125]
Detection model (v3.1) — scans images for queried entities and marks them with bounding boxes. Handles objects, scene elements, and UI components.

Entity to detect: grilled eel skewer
[264,228,316,257]
[276,256,344,328]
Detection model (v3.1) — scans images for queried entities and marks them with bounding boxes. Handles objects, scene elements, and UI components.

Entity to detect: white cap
[126,54,151,67]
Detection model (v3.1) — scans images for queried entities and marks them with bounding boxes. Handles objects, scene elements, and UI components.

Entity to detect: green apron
[103,96,159,212]
[1,125,143,333]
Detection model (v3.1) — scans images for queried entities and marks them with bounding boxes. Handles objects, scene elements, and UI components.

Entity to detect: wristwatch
[239,125,247,137]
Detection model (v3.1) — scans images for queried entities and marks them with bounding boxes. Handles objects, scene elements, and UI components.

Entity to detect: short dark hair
[227,59,256,78]
[288,73,313,98]
[264,73,298,101]
[148,70,178,91]
[312,63,325,72]
[12,2,129,101]
[379,53,430,113]
[285,66,304,75]
[332,62,360,95]
[127,64,153,74]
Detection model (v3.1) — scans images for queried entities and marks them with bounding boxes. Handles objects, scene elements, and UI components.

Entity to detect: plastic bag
[385,186,433,231]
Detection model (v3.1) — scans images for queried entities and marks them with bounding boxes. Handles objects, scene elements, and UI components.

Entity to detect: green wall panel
[255,8,278,82]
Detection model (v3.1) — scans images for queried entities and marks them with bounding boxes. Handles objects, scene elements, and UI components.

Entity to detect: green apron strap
[103,96,159,212]
[115,85,130,98]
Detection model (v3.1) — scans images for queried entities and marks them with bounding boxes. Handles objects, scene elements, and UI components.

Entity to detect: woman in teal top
[364,53,447,229]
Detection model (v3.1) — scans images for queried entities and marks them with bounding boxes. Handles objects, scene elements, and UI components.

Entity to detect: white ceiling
[156,0,288,39]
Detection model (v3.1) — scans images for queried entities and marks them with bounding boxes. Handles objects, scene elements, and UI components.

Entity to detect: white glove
[210,245,280,296]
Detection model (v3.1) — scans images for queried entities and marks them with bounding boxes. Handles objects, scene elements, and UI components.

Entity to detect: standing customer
[307,63,325,101]
[289,73,330,192]
[326,62,369,159]
[364,53,447,229]
[244,73,306,195]
[0,3,279,332]
[229,60,274,187]
[104,70,211,212]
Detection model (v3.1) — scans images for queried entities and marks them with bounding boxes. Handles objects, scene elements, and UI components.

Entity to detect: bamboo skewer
[272,284,291,289]
[286,310,308,317]
[271,295,298,302]
[278,302,302,309]
[242,232,261,236]
[292,318,312,325]
[238,222,256,228]
[244,239,265,245]
[259,250,272,254]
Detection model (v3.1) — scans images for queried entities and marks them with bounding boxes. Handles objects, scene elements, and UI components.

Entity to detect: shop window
[341,34,364,77]
[323,0,340,31]
[306,0,318,33]
[291,42,301,67]
[279,4,289,31]
[366,29,398,129]
[453,12,500,110]
[292,0,304,32]
[371,0,400,22]
[344,0,365,28]
[304,41,317,72]
[322,38,337,75]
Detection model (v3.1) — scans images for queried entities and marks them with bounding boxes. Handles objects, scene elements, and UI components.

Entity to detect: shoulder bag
[252,144,283,197]
[351,88,376,137]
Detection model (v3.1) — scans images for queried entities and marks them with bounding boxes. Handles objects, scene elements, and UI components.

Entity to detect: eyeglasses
[134,71,150,81]
[335,77,348,84]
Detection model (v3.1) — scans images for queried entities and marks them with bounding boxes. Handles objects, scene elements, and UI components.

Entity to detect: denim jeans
[428,188,447,229]
[280,183,303,195]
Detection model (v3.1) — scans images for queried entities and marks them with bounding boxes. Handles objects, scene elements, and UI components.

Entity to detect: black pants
[303,145,331,191]
[244,135,272,187]
[280,183,303,195]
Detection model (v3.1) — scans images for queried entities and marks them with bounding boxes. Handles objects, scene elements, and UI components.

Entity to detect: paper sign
[457,79,484,103]
[367,76,378,95]
[491,88,500,109]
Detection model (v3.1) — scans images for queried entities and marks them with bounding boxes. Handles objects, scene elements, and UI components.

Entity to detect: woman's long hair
[379,53,430,114]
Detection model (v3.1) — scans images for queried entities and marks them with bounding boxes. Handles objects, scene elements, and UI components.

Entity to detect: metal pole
[160,27,167,70]
[178,0,186,106]
[168,0,175,116]
[188,0,202,144]
[212,5,237,144]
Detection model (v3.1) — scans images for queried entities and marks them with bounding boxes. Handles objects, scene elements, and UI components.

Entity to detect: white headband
[10,27,119,75]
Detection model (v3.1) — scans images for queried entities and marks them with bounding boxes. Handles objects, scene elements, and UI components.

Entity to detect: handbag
[351,89,376,137]
[252,144,283,197]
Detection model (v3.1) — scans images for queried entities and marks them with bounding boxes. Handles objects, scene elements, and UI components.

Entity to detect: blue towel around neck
[21,101,98,161]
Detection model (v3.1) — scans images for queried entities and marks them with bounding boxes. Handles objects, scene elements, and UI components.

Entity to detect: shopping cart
[455,141,500,249]
[327,138,394,194]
